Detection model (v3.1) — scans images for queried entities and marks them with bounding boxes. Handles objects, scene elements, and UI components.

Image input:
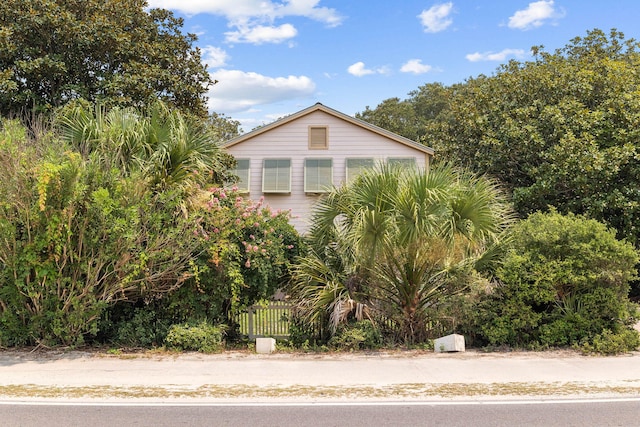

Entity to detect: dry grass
[1,381,639,401]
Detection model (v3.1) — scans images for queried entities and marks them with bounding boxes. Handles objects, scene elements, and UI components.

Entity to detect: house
[222,103,435,233]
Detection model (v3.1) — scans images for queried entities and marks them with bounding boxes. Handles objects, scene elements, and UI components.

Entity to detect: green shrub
[478,211,639,349]
[328,320,382,351]
[114,309,171,348]
[164,322,226,353]
[580,329,640,355]
[164,187,304,335]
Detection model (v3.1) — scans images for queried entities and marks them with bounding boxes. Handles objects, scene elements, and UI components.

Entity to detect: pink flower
[287,245,294,249]
[254,222,260,227]
[235,219,241,225]
[213,228,220,233]
[245,259,251,268]
[253,245,259,252]
[249,234,255,240]
[220,191,226,199]
[261,249,267,254]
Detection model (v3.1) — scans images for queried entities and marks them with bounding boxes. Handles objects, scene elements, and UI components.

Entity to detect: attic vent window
[309,126,328,149]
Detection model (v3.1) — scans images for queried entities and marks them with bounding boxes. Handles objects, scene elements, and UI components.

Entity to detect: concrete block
[256,337,276,354]
[434,334,465,353]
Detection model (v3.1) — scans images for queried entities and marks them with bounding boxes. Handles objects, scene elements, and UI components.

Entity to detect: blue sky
[147,1,640,133]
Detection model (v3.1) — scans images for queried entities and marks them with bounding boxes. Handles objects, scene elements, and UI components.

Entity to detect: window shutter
[233,159,250,192]
[346,158,374,184]
[388,157,416,168]
[304,158,332,192]
[263,159,291,192]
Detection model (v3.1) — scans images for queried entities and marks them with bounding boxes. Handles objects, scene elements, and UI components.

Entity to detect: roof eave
[222,103,434,155]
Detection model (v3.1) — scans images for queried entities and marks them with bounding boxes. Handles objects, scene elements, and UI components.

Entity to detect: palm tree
[56,102,227,193]
[292,163,513,344]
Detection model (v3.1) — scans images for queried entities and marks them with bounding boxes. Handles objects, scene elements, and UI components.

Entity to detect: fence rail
[236,302,292,339]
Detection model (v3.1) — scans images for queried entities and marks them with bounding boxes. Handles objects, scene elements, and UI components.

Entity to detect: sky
[146,0,640,133]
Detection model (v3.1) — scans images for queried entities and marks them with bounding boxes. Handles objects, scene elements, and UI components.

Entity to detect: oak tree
[0,0,212,117]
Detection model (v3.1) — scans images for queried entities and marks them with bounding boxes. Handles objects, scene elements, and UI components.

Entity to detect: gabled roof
[222,103,435,155]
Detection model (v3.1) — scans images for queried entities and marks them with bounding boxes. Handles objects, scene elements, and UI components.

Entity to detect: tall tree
[423,29,640,245]
[355,83,450,142]
[0,0,211,117]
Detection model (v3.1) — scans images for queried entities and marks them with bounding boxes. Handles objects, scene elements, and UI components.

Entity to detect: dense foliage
[0,119,198,346]
[0,106,301,347]
[292,164,513,345]
[160,187,304,335]
[57,101,234,190]
[0,0,211,117]
[476,211,639,352]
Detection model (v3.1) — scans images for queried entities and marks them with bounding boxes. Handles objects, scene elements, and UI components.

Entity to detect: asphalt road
[2,399,639,427]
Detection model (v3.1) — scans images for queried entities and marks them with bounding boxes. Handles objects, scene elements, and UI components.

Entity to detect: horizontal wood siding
[225,110,431,233]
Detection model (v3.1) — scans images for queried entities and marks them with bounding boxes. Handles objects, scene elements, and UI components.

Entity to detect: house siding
[225,109,431,233]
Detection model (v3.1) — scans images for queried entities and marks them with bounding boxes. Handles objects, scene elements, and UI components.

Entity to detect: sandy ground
[1,349,640,402]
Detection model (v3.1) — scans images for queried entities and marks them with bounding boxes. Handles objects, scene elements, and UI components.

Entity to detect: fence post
[248,306,254,339]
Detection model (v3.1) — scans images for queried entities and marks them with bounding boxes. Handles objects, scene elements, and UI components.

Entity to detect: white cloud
[508,1,564,30]
[347,62,389,77]
[418,2,454,33]
[147,0,343,26]
[201,46,229,68]
[276,0,343,27]
[465,49,524,62]
[465,49,526,62]
[225,23,297,44]
[400,59,433,74]
[207,69,316,113]
[347,62,374,77]
[148,1,343,45]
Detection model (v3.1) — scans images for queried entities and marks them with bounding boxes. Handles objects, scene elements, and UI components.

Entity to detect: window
[304,158,332,193]
[229,159,250,193]
[262,159,291,193]
[388,157,416,168]
[345,158,374,184]
[308,126,328,149]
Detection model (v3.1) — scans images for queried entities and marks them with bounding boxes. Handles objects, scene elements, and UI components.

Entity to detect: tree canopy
[358,29,640,246]
[0,0,212,117]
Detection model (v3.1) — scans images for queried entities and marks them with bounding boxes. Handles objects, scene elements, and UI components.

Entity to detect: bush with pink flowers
[163,187,304,332]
